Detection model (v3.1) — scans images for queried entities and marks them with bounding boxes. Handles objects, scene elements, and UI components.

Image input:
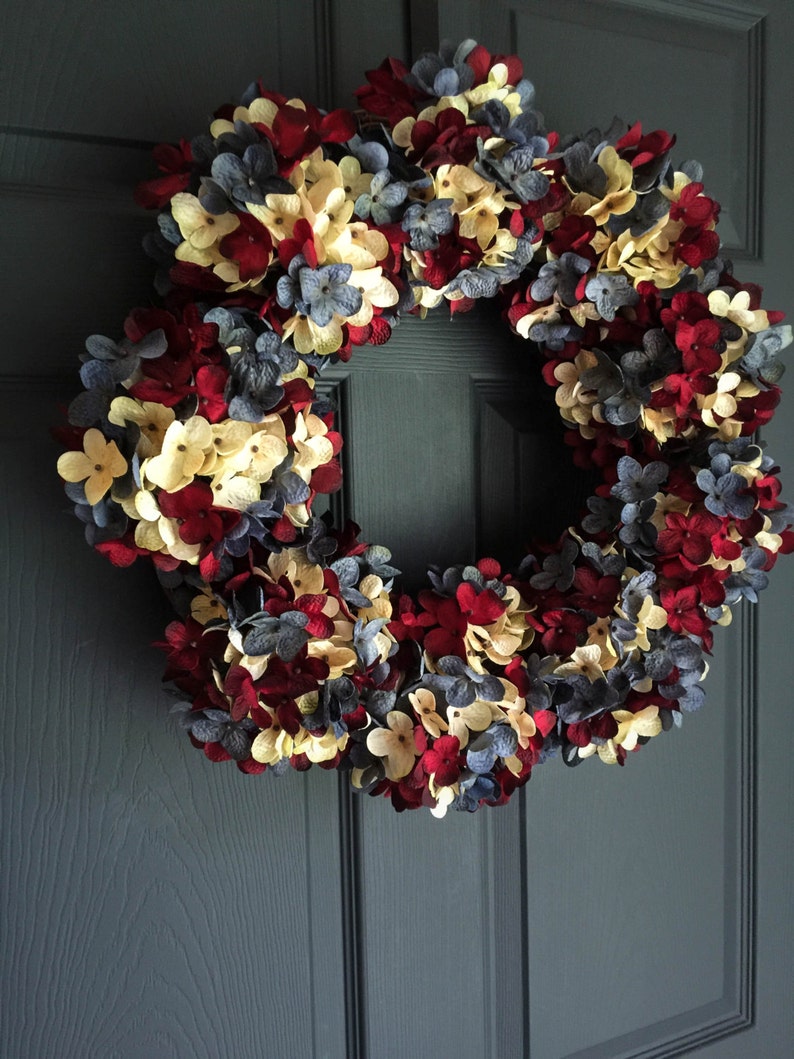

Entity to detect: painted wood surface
[3,1,793,1056]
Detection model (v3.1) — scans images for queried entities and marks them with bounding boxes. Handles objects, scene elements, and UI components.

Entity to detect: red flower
[422,735,462,785]
[669,182,720,227]
[158,483,240,548]
[569,568,621,616]
[660,585,710,637]
[219,213,274,281]
[529,609,589,655]
[407,108,489,169]
[657,511,721,566]
[195,365,229,422]
[155,617,224,677]
[134,139,193,209]
[258,654,330,710]
[674,318,723,373]
[354,56,422,125]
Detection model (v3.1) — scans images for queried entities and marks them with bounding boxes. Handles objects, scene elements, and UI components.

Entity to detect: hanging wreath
[56,40,793,815]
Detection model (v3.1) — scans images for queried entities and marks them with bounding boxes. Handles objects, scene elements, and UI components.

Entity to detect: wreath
[56,40,793,816]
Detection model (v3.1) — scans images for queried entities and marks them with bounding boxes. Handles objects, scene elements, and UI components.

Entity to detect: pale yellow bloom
[366,711,418,780]
[57,428,127,506]
[171,192,239,249]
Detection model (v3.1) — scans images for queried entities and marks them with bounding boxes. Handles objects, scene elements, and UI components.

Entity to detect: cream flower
[580,706,662,763]
[171,192,239,249]
[409,689,449,739]
[445,700,496,749]
[57,429,127,506]
[366,711,418,780]
[584,147,636,224]
[143,416,215,492]
[107,397,175,458]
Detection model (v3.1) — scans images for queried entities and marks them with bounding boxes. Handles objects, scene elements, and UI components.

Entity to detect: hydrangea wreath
[57,40,793,816]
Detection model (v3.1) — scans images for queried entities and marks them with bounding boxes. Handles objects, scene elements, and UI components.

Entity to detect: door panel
[4,0,793,1056]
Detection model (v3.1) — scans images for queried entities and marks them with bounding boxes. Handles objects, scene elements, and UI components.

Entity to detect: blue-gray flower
[298,263,363,327]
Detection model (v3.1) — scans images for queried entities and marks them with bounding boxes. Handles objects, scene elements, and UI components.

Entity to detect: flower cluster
[57,40,792,815]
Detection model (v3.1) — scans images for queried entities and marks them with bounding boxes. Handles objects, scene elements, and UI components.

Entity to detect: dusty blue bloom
[260,455,311,507]
[423,656,504,708]
[607,189,670,237]
[620,570,658,620]
[740,324,791,388]
[453,772,502,811]
[217,498,284,558]
[585,274,639,321]
[449,267,501,299]
[476,140,550,203]
[696,467,755,519]
[355,169,408,225]
[172,703,257,761]
[298,263,363,327]
[226,327,299,420]
[530,537,579,591]
[527,319,582,351]
[300,517,338,566]
[302,677,360,737]
[409,39,477,97]
[618,500,658,555]
[612,456,668,504]
[209,141,292,207]
[531,252,590,305]
[581,495,621,534]
[553,676,619,725]
[466,723,518,774]
[724,547,769,604]
[401,198,454,250]
[241,610,310,662]
[579,349,623,402]
[353,618,390,668]
[580,541,626,577]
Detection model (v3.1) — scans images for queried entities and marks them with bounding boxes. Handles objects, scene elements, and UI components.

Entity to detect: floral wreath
[57,40,793,816]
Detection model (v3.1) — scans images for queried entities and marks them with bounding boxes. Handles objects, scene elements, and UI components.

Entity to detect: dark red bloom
[529,609,589,655]
[422,735,462,785]
[657,511,721,566]
[195,365,229,422]
[158,483,240,548]
[674,318,724,373]
[134,139,193,209]
[219,213,274,281]
[669,182,720,227]
[660,585,710,637]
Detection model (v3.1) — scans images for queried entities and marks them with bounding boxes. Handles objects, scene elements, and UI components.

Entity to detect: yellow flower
[553,644,606,682]
[171,192,239,249]
[266,550,325,596]
[580,706,662,763]
[227,423,289,481]
[409,688,449,739]
[248,192,304,242]
[707,289,769,333]
[57,428,127,506]
[190,588,227,625]
[584,147,636,225]
[143,416,214,492]
[250,710,299,765]
[366,711,418,780]
[291,412,335,479]
[445,700,496,749]
[107,397,175,458]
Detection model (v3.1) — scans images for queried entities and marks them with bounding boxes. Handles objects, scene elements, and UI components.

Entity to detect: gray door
[3,2,793,1056]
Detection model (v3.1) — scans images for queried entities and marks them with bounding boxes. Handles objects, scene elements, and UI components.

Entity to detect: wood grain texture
[1,385,346,1059]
